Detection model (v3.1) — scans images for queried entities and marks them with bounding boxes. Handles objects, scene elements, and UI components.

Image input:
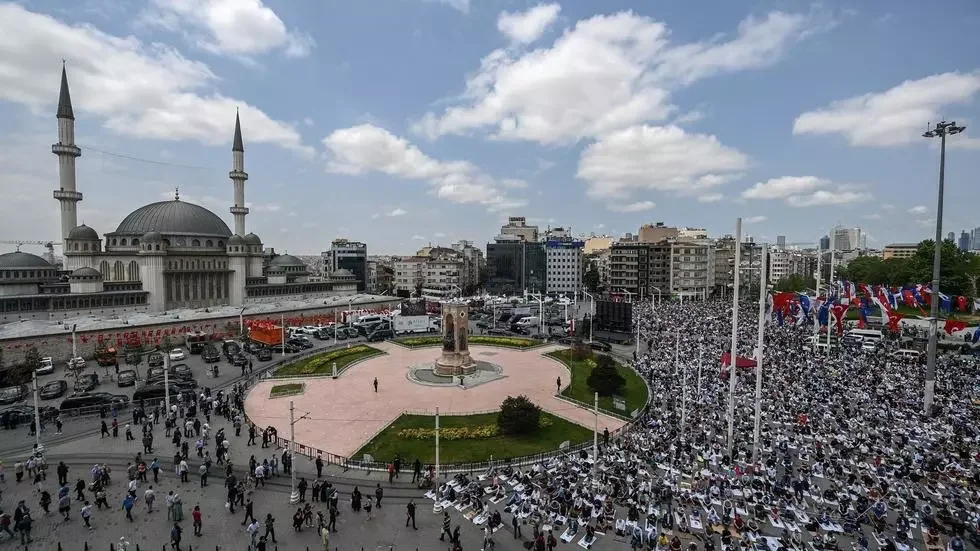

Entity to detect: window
[192,239,200,247]
[217,241,224,248]
[111,238,117,246]
[131,239,139,246]
[120,238,127,246]
[206,240,213,247]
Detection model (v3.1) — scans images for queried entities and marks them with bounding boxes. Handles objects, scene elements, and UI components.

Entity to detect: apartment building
[545,238,584,295]
[451,240,486,294]
[883,243,918,260]
[499,216,539,242]
[713,236,763,296]
[669,239,715,299]
[609,241,670,299]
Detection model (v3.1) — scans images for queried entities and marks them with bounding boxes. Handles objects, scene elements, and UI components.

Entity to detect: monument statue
[435,302,475,376]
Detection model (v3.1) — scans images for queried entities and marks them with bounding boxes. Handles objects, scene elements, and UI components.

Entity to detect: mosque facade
[0,66,355,322]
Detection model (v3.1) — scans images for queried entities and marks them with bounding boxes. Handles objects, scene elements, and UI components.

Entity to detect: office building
[831,226,864,251]
[451,240,486,294]
[883,243,919,260]
[959,231,971,252]
[499,216,539,242]
[322,239,367,292]
[485,237,546,295]
[819,235,830,251]
[545,237,584,295]
[776,235,786,249]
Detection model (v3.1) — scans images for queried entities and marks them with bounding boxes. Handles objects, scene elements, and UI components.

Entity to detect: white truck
[394,315,438,334]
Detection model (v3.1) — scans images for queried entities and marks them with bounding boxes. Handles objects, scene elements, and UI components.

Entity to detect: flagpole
[752,245,768,464]
[679,330,687,438]
[826,249,834,357]
[813,250,821,352]
[726,217,742,456]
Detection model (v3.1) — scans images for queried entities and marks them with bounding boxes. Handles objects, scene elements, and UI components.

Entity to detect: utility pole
[592,392,598,475]
[922,120,966,416]
[32,371,43,453]
[289,400,298,504]
[281,314,286,358]
[726,218,742,455]
[752,245,768,464]
[434,406,440,482]
[679,331,687,437]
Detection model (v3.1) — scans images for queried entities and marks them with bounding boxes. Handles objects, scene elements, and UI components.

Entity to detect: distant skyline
[0,0,978,255]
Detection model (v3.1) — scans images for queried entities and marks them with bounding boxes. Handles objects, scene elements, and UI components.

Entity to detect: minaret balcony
[229,169,249,181]
[230,206,250,216]
[51,143,81,157]
[53,189,83,202]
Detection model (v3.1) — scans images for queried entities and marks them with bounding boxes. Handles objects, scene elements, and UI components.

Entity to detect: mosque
[0,66,356,322]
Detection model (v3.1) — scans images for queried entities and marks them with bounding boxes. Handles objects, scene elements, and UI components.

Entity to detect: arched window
[73,243,79,251]
[217,241,224,248]
[113,261,124,281]
[99,261,109,279]
[131,239,139,246]
[82,243,89,251]
[192,239,200,247]
[154,244,160,251]
[111,238,117,246]
[120,238,127,246]
[206,240,213,247]
[128,260,139,281]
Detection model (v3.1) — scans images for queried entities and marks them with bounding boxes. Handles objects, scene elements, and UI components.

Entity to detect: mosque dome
[70,267,103,279]
[114,200,232,237]
[268,254,304,266]
[142,230,163,243]
[228,235,245,246]
[68,224,99,240]
[244,233,262,245]
[0,251,51,268]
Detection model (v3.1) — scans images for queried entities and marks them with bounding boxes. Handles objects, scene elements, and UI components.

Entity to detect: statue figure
[443,314,455,352]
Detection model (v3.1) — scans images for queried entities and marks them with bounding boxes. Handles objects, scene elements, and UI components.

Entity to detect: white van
[355,315,387,327]
[515,316,539,330]
[890,349,922,361]
[848,328,883,344]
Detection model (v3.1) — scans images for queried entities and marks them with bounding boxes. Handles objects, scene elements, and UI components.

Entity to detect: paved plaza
[244,342,627,458]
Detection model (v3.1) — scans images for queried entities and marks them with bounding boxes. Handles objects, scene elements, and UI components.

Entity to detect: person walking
[144,486,156,512]
[17,510,32,545]
[57,462,69,486]
[319,526,330,551]
[297,477,307,502]
[373,377,378,392]
[75,478,86,501]
[199,464,208,487]
[192,505,202,536]
[170,522,183,551]
[122,494,135,521]
[100,420,109,438]
[556,377,561,393]
[440,511,452,542]
[39,490,51,514]
[315,455,323,478]
[242,497,255,525]
[375,483,383,508]
[151,458,160,483]
[248,424,256,446]
[246,519,260,549]
[412,458,422,484]
[327,505,337,532]
[264,513,277,543]
[405,500,417,529]
[80,501,93,530]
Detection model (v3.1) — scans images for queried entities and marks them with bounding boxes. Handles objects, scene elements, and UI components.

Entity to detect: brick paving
[243,343,627,458]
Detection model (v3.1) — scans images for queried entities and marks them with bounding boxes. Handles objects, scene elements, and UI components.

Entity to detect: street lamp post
[582,290,595,343]
[922,120,966,416]
[288,400,310,503]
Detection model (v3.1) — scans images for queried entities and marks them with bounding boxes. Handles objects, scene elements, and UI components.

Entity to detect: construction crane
[0,240,62,264]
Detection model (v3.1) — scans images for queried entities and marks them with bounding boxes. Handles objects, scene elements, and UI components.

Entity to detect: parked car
[36,356,55,375]
[168,348,186,361]
[286,337,313,349]
[232,353,248,367]
[589,341,613,353]
[0,385,29,405]
[1,405,59,428]
[145,377,197,391]
[73,373,100,393]
[132,384,179,403]
[39,380,69,400]
[345,327,359,339]
[96,347,118,366]
[201,346,220,363]
[67,356,86,371]
[256,348,272,361]
[367,328,394,342]
[169,363,193,378]
[117,369,138,387]
[147,354,164,367]
[59,392,128,413]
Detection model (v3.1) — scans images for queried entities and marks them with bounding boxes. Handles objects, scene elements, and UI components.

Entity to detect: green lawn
[547,349,648,416]
[274,345,383,376]
[354,412,592,464]
[394,335,540,349]
[269,383,304,397]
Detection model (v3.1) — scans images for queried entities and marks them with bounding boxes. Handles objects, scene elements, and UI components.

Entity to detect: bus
[184,331,210,354]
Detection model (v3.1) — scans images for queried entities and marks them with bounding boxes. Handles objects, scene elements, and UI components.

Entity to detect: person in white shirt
[80,501,93,529]
[144,487,156,512]
[254,465,265,487]
[246,519,260,548]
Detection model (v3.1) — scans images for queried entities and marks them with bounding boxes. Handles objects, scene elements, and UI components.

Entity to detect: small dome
[244,233,262,245]
[68,224,100,240]
[268,254,304,266]
[0,251,52,268]
[142,230,162,242]
[71,267,103,279]
[228,234,245,246]
[332,268,353,277]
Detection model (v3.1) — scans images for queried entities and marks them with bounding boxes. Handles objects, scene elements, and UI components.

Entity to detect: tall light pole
[288,400,310,503]
[582,290,595,343]
[726,217,742,455]
[752,245,768,463]
[922,120,966,416]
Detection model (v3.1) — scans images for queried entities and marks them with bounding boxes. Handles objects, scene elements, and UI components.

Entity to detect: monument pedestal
[434,302,475,376]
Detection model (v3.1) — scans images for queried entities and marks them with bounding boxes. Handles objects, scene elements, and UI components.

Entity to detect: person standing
[242,497,255,525]
[405,500,417,529]
[319,526,330,551]
[199,464,208,487]
[412,458,422,484]
[75,479,86,501]
[39,490,51,514]
[327,505,337,532]
[297,477,307,502]
[375,483,383,508]
[315,455,323,478]
[248,424,256,446]
[192,505,202,536]
[373,377,378,392]
[246,519,260,549]
[512,513,522,539]
[57,462,69,486]
[556,377,561,394]
[264,513,277,543]
[101,420,109,438]
[122,494,135,521]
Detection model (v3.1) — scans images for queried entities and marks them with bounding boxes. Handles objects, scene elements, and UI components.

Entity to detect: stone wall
[0,298,400,368]
[0,304,151,324]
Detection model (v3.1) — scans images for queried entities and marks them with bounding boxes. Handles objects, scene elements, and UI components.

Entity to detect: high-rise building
[321,239,367,292]
[609,241,670,299]
[776,235,786,249]
[713,236,762,296]
[669,238,715,299]
[819,235,830,251]
[830,226,863,251]
[973,227,980,250]
[958,231,971,251]
[946,232,955,242]
[485,237,545,295]
[545,237,584,295]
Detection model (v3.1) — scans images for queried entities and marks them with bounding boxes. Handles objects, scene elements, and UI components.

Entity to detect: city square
[1,2,980,551]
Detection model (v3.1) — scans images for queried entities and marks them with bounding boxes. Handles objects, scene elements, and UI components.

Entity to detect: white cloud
[498,3,561,44]
[786,190,873,207]
[793,72,980,147]
[434,232,446,238]
[609,201,656,213]
[142,0,314,58]
[411,234,427,240]
[370,213,380,219]
[881,203,895,211]
[416,10,820,144]
[0,4,310,155]
[742,176,828,199]
[697,193,723,203]
[387,208,407,217]
[577,125,748,199]
[949,137,980,150]
[908,205,928,214]
[915,218,936,228]
[744,216,767,224]
[322,124,526,212]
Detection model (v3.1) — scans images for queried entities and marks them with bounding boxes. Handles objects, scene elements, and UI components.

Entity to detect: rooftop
[0,294,398,340]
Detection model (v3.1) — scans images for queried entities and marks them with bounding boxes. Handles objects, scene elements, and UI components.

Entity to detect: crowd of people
[425,299,977,551]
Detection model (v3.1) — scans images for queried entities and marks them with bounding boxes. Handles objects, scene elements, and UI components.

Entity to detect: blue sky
[1,0,978,255]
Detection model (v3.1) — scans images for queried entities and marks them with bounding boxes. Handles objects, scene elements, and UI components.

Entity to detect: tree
[587,354,625,396]
[773,274,816,292]
[497,395,541,436]
[570,343,593,361]
[583,263,601,292]
[9,345,42,384]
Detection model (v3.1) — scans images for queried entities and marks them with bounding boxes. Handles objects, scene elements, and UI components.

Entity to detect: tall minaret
[52,63,83,241]
[229,110,249,236]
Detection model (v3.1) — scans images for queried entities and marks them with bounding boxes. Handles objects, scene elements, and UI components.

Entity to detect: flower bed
[275,345,383,376]
[396,417,553,441]
[395,335,540,349]
[269,383,304,398]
